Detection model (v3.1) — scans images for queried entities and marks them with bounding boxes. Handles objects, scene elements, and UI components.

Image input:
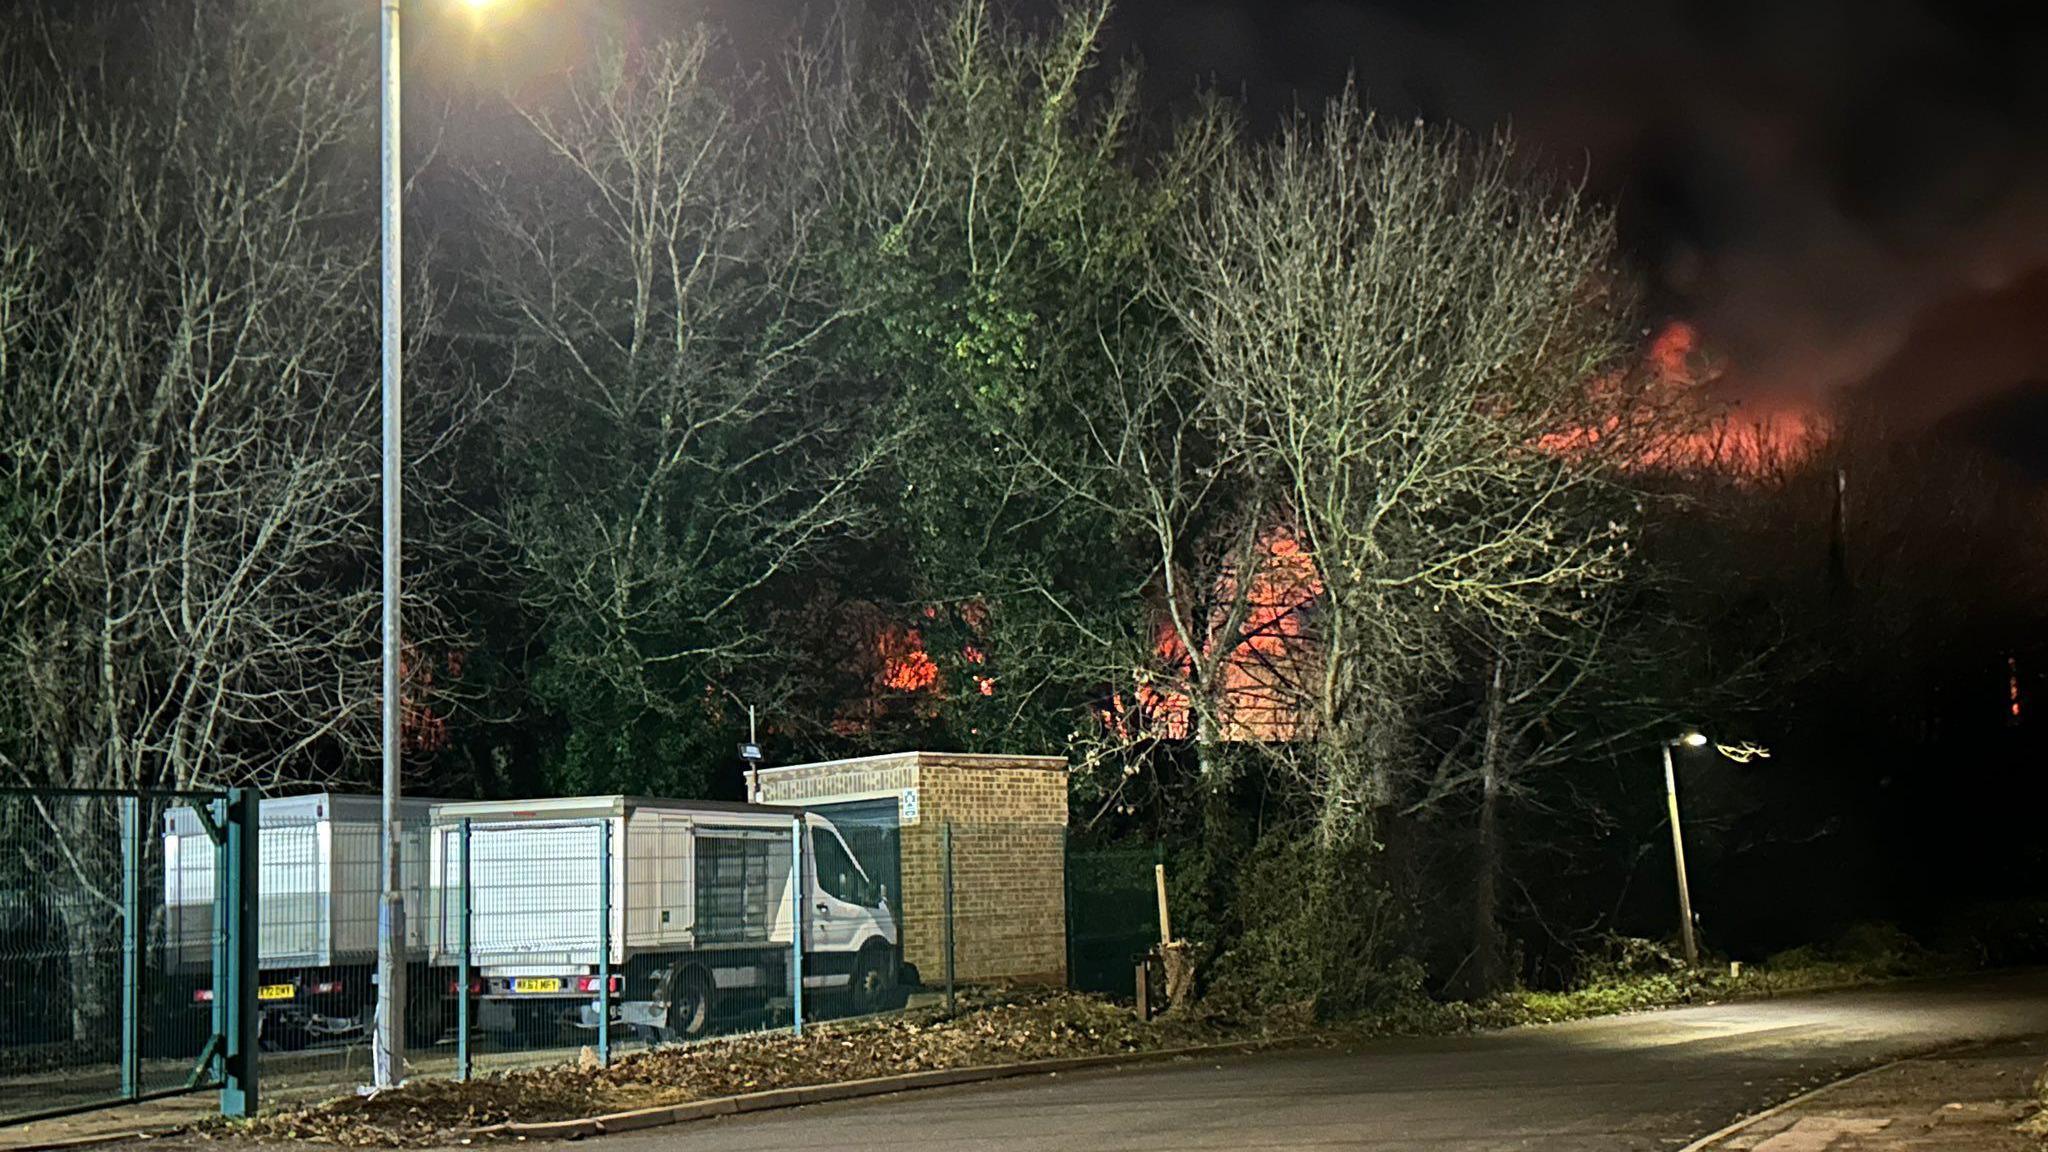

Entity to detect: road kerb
[1,1131,171,1152]
[467,1038,1310,1141]
[1673,1040,1983,1152]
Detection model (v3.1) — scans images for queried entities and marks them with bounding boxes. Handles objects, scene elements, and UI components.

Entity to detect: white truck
[162,792,447,1049]
[427,795,899,1042]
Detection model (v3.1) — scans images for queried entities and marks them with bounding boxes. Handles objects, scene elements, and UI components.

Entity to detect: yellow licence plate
[512,978,562,994]
[258,983,296,1002]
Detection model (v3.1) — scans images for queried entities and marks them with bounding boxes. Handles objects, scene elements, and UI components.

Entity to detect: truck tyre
[664,966,713,1042]
[405,979,447,1050]
[260,1010,310,1053]
[851,942,895,1015]
[508,1000,559,1047]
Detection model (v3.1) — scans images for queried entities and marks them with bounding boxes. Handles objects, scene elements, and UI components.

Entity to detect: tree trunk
[1462,657,1508,999]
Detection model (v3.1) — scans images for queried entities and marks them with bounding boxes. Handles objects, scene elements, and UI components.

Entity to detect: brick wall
[756,752,1068,986]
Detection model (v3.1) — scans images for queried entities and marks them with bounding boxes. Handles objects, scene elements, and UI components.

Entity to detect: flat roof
[428,794,808,819]
[756,750,1068,776]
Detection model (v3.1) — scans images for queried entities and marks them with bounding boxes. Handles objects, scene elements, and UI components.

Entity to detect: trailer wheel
[850,942,895,1015]
[663,967,713,1042]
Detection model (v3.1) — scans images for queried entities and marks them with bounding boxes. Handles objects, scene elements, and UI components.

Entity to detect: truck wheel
[261,1011,310,1053]
[664,968,713,1042]
[509,1000,559,1047]
[851,942,894,1015]
[405,980,447,1050]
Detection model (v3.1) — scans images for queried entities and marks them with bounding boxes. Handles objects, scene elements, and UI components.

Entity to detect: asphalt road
[564,970,2048,1152]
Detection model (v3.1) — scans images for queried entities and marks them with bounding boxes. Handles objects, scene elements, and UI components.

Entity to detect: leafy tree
[785,0,1170,755]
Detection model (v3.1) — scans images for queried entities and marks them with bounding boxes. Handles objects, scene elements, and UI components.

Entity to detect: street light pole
[375,0,407,1090]
[1662,737,1701,967]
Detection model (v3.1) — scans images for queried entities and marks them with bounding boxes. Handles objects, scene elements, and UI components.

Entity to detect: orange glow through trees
[1136,527,1324,743]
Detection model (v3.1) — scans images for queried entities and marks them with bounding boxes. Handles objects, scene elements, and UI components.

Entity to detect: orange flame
[1134,526,1323,742]
[878,625,940,692]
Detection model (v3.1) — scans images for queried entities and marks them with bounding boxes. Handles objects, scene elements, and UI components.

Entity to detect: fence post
[941,821,955,1017]
[789,815,804,1037]
[456,818,471,1082]
[220,788,259,1118]
[1061,827,1073,992]
[120,794,143,1100]
[597,819,612,1069]
[209,798,227,1093]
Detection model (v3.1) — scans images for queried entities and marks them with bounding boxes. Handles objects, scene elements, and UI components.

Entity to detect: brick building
[752,751,1068,986]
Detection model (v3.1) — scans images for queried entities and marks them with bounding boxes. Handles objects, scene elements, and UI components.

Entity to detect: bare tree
[464,29,897,791]
[1159,91,1645,844]
[0,2,417,796]
[0,0,450,1044]
[764,0,1177,761]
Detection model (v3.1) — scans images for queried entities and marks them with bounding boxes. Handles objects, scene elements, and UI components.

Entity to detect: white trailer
[162,793,445,1047]
[427,796,899,1041]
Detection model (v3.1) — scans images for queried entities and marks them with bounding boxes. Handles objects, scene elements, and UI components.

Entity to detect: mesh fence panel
[0,790,223,1123]
[922,823,1070,1003]
[1063,841,1162,995]
[228,801,440,1100]
[3,791,1115,1118]
[438,810,803,1075]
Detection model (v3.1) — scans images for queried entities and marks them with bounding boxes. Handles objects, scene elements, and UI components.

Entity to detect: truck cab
[799,811,898,1006]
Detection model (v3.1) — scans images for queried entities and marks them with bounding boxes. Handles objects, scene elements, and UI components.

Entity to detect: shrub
[1207,827,1424,1020]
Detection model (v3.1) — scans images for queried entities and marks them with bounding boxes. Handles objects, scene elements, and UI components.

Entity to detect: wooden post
[1134,959,1150,1021]
[1663,743,1699,966]
[1154,863,1172,948]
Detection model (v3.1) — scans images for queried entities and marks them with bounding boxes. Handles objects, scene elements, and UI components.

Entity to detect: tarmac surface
[562,970,2048,1152]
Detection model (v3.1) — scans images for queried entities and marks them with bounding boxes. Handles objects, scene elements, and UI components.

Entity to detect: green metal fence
[0,787,258,1125]
[1064,839,1162,995]
[5,787,1142,1124]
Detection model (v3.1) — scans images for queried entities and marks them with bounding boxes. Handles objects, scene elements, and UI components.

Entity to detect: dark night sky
[1089,0,2048,430]
[473,0,2048,431]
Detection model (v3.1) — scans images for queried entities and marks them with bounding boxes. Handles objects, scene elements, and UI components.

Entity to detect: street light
[1659,730,1768,968]
[1660,734,1703,966]
[377,0,504,1092]
[375,0,404,1093]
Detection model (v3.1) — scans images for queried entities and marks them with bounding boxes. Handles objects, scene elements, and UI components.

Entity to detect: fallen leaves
[193,992,1263,1148]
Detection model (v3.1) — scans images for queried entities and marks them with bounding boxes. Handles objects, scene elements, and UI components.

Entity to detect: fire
[1540,319,1819,477]
[399,645,460,753]
[1647,319,1701,382]
[874,615,994,697]
[877,624,940,692]
[1136,526,1323,743]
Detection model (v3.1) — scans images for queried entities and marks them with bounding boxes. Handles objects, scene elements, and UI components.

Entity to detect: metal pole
[221,789,260,1118]
[1061,827,1073,990]
[120,795,141,1100]
[597,820,612,1067]
[941,822,955,1016]
[1662,743,1699,966]
[209,797,227,1091]
[789,815,804,1037]
[374,0,407,1091]
[456,819,471,1082]
[747,706,760,802]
